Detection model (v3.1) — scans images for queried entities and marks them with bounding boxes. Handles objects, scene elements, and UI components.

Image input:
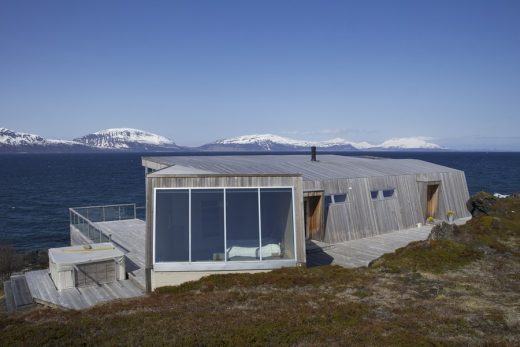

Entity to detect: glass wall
[154,187,296,265]
[260,188,294,259]
[191,189,225,262]
[155,189,189,262]
[226,189,260,261]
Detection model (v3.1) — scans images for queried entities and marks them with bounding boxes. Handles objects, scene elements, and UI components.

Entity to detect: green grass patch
[371,240,482,274]
[156,265,372,294]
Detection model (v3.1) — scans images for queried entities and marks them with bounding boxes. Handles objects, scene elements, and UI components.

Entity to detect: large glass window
[226,189,260,261]
[191,189,225,262]
[155,190,189,262]
[154,187,296,265]
[260,188,294,259]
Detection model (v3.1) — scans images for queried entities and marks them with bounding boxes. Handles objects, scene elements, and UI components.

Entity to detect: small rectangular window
[333,194,347,203]
[371,191,379,200]
[382,189,395,198]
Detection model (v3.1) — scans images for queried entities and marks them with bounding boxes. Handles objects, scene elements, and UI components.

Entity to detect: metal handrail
[69,204,137,243]
[70,203,137,210]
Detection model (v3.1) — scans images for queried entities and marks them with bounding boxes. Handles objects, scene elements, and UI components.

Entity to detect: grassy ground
[1,193,519,346]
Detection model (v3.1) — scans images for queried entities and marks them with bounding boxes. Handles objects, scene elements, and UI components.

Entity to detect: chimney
[311,146,317,161]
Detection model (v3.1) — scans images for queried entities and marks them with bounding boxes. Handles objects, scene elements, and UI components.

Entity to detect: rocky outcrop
[427,222,458,241]
[466,192,497,217]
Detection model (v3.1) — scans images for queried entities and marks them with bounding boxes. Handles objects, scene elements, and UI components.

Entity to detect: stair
[3,275,34,313]
[3,280,16,313]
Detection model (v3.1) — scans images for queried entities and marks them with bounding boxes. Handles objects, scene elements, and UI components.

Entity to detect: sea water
[1,151,518,251]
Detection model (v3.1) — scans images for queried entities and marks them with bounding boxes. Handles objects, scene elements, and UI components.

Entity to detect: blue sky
[1,0,519,149]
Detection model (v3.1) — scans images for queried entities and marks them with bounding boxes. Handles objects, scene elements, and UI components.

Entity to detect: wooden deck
[3,275,34,313]
[91,219,146,289]
[306,218,471,267]
[6,219,147,312]
[24,269,143,310]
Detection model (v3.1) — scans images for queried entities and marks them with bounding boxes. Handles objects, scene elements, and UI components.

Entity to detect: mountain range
[0,127,444,153]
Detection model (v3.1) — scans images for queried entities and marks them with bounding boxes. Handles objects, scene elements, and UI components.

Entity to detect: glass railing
[69,204,138,243]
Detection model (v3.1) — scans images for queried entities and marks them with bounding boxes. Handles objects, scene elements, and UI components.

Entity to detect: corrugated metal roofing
[143,155,460,181]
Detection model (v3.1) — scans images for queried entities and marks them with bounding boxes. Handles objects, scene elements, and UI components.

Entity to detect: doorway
[426,184,439,218]
[303,192,324,240]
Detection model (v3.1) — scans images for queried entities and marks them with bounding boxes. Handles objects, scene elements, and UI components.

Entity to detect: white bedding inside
[226,243,281,259]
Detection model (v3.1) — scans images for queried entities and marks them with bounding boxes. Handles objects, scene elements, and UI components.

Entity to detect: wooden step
[3,280,16,314]
[10,275,34,309]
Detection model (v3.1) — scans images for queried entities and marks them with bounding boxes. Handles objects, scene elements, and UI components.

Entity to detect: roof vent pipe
[311,146,317,161]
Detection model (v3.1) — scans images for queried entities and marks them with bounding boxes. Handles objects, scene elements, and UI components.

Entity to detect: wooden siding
[303,171,470,243]
[145,175,305,292]
[141,155,471,271]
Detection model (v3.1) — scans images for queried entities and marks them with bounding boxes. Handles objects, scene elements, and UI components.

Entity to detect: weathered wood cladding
[142,155,471,275]
[303,171,470,243]
[145,174,305,291]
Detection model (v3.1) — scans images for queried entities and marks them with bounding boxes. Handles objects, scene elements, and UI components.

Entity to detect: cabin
[141,152,470,291]
[5,152,471,312]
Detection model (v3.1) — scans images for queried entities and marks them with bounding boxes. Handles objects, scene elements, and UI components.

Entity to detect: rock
[427,222,457,241]
[466,192,497,217]
[510,192,520,199]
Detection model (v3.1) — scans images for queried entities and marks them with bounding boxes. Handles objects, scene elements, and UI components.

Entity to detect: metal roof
[143,154,460,181]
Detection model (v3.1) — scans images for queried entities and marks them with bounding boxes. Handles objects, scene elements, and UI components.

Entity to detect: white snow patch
[0,128,78,146]
[376,137,442,149]
[76,128,175,148]
[214,134,442,150]
[92,128,173,145]
[215,134,367,149]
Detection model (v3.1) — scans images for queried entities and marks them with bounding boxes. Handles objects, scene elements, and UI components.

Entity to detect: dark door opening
[427,184,439,218]
[304,192,324,240]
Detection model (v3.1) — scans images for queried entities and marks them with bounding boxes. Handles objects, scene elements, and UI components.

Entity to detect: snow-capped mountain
[1,127,445,153]
[0,128,90,152]
[74,128,182,151]
[375,137,442,150]
[0,127,46,146]
[1,127,184,152]
[199,134,443,151]
[200,134,359,151]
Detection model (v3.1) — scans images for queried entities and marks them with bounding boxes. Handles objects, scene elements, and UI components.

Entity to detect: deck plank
[23,269,144,310]
[307,218,470,268]
[3,281,15,313]
[91,219,146,290]
[10,275,33,308]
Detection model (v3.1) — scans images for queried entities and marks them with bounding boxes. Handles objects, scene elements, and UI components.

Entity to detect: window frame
[370,190,380,200]
[371,189,397,201]
[382,189,395,199]
[325,193,348,206]
[153,186,297,271]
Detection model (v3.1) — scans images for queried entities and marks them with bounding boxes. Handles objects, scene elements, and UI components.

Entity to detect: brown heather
[1,194,519,346]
